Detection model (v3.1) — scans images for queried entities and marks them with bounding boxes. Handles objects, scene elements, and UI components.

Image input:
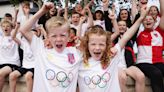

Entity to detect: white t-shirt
[31,35,82,92]
[118,49,127,69]
[0,27,3,36]
[0,36,20,66]
[70,22,89,37]
[17,33,35,68]
[78,44,121,92]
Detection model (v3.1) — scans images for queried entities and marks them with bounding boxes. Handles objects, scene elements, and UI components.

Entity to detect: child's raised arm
[108,6,120,41]
[118,6,149,49]
[20,2,54,43]
[64,0,68,20]
[12,23,21,45]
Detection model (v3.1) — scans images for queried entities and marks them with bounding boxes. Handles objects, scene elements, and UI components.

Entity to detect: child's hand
[41,2,54,12]
[57,7,63,13]
[15,22,20,29]
[140,5,150,19]
[83,6,91,14]
[44,38,53,49]
[110,47,118,57]
[108,10,116,20]
[79,16,87,24]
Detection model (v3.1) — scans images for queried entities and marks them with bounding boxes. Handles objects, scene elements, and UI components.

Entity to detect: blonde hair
[80,25,112,69]
[0,19,13,28]
[45,16,70,34]
[22,1,30,8]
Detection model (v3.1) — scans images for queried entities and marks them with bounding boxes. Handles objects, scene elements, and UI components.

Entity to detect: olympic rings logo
[0,43,14,51]
[45,69,74,88]
[0,38,14,51]
[84,72,110,89]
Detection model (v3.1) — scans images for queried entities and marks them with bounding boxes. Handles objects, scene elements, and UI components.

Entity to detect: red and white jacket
[136,26,164,64]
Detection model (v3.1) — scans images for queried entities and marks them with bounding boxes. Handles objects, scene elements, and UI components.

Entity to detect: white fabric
[133,42,138,54]
[78,44,121,92]
[114,0,131,16]
[148,0,160,11]
[118,49,127,69]
[0,27,3,36]
[137,46,152,64]
[70,22,89,37]
[93,20,106,31]
[136,29,163,64]
[17,33,35,68]
[0,36,20,66]
[31,35,82,92]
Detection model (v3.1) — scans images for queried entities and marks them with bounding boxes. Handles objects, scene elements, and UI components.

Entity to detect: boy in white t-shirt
[9,32,35,92]
[70,6,93,37]
[9,25,47,92]
[0,19,20,92]
[19,2,82,92]
[17,1,37,29]
[78,4,149,92]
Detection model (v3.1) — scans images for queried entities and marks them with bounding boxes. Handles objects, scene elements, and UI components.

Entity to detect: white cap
[95,6,104,12]
[147,0,160,11]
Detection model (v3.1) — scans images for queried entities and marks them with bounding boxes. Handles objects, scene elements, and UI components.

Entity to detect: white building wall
[0,4,15,18]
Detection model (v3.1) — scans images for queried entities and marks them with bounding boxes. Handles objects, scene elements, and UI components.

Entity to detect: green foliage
[69,0,76,4]
[10,0,20,6]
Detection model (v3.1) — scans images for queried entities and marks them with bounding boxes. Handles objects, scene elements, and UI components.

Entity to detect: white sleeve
[114,43,121,55]
[17,16,21,23]
[110,43,122,66]
[30,35,44,55]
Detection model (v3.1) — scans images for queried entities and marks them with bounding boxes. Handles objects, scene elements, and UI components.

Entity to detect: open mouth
[74,21,78,23]
[4,30,8,32]
[56,44,63,49]
[146,22,151,26]
[94,52,101,56]
[141,2,147,5]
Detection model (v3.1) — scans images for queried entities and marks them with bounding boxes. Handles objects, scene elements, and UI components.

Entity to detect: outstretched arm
[131,0,139,23]
[108,5,120,41]
[118,6,149,49]
[13,7,19,28]
[84,6,93,28]
[64,0,68,20]
[81,0,94,15]
[12,23,21,45]
[159,0,164,30]
[20,2,54,43]
[77,16,87,38]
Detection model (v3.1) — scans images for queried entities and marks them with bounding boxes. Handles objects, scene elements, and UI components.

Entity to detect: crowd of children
[0,0,163,92]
